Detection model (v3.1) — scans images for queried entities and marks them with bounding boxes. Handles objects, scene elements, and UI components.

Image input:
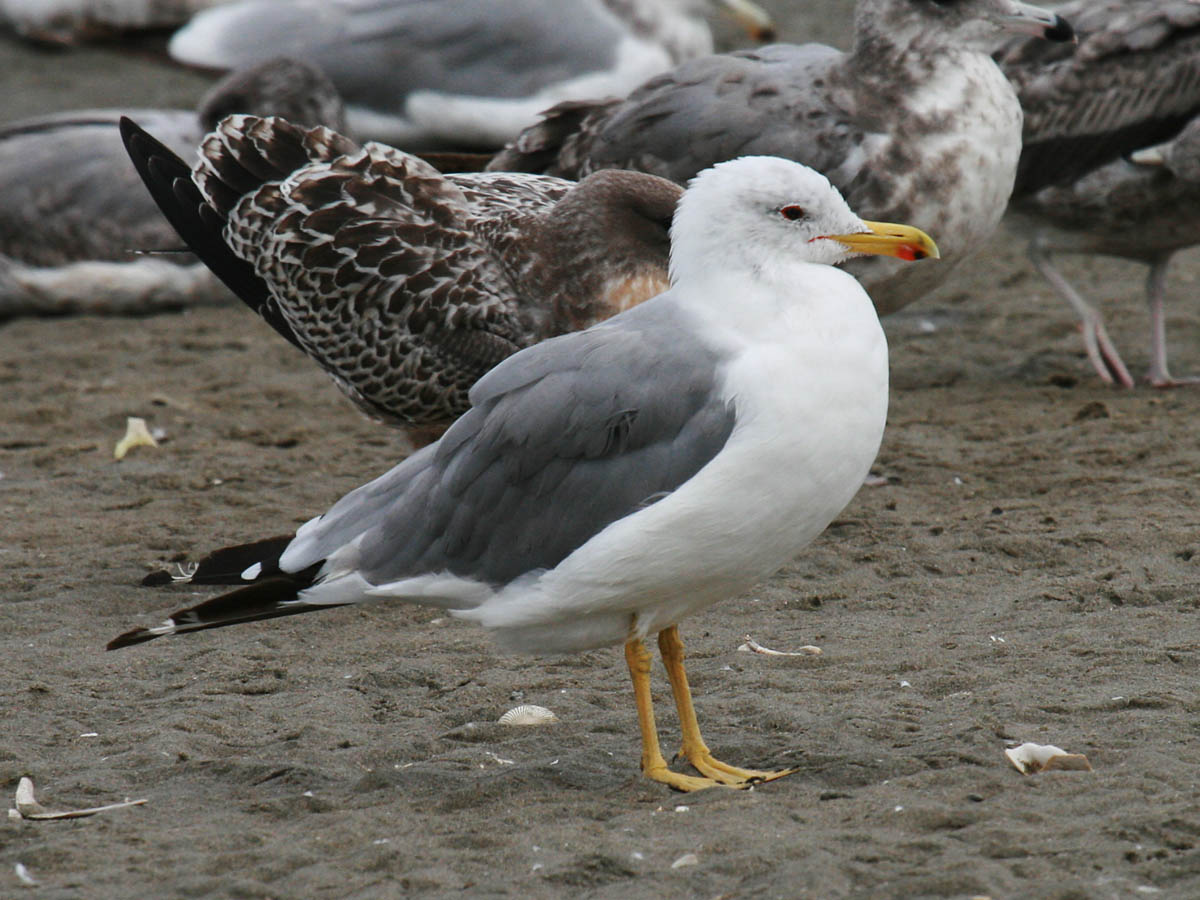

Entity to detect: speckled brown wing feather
[448,172,570,303]
[196,115,546,428]
[999,0,1200,196]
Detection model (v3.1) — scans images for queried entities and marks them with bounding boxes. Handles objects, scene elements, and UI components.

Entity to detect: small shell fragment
[671,852,700,869]
[114,417,158,460]
[498,704,558,726]
[737,634,822,656]
[12,776,147,820]
[14,863,37,886]
[1004,742,1092,775]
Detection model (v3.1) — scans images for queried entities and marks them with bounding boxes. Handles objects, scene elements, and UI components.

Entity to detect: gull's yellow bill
[824,220,940,262]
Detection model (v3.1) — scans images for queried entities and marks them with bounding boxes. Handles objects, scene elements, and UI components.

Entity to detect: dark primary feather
[123,115,536,426]
[109,562,328,650]
[141,534,297,586]
[119,118,300,348]
[999,0,1200,197]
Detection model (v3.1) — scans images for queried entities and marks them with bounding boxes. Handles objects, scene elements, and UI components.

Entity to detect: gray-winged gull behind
[489,0,1073,316]
[0,58,344,320]
[999,0,1200,386]
[168,0,775,148]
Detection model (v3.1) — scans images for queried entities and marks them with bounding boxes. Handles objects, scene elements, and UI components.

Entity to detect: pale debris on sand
[498,705,558,726]
[1004,742,1092,775]
[113,416,158,460]
[10,776,147,820]
[737,635,822,657]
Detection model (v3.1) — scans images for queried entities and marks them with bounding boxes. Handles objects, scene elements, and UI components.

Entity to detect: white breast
[470,265,889,652]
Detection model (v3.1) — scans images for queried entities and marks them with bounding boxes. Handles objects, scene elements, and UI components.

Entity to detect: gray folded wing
[284,298,738,590]
[999,0,1200,196]
[173,0,630,103]
[0,109,202,266]
[509,44,853,184]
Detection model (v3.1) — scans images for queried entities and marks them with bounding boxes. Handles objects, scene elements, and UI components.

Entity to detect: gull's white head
[669,156,938,285]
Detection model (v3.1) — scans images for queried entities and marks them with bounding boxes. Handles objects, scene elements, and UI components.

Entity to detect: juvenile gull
[106,156,939,792]
[998,0,1200,387]
[121,113,682,443]
[0,58,344,320]
[168,0,775,149]
[489,0,1072,315]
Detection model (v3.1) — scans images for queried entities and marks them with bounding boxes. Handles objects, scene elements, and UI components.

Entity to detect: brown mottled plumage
[122,114,678,441]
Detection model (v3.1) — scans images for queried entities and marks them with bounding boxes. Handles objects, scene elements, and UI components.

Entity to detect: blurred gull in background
[488,0,1074,317]
[999,0,1200,387]
[0,57,344,319]
[167,0,774,148]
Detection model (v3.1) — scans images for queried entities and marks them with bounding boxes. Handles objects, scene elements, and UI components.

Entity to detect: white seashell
[1004,742,1092,775]
[114,416,159,460]
[671,852,700,869]
[736,634,821,656]
[498,704,558,726]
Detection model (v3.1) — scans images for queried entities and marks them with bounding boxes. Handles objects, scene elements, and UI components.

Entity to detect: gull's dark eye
[780,205,805,221]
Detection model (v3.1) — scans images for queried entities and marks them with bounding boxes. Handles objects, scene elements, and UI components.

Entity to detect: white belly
[467,268,890,652]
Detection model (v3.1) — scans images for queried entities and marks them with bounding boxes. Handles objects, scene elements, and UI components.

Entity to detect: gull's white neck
[671,255,883,348]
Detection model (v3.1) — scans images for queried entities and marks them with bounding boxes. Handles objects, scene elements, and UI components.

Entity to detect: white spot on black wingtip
[147,619,178,637]
[241,562,262,581]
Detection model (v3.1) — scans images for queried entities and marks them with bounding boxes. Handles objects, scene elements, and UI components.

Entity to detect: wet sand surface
[3,3,1200,897]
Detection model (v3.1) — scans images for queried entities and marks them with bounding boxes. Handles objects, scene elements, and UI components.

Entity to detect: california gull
[998,0,1200,386]
[0,57,344,320]
[489,0,1072,316]
[168,0,775,149]
[121,113,682,443]
[106,155,938,792]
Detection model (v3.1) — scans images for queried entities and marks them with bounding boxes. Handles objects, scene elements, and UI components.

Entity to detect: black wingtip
[120,115,296,348]
[1044,14,1074,43]
[190,534,297,585]
[107,626,160,651]
[140,570,174,587]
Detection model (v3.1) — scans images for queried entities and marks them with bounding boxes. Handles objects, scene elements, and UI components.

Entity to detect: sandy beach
[3,2,1200,897]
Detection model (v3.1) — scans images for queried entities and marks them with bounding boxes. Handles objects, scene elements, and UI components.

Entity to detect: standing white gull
[489,0,1072,316]
[167,0,775,149]
[121,113,682,444]
[106,155,938,792]
[998,0,1200,387]
[0,57,344,320]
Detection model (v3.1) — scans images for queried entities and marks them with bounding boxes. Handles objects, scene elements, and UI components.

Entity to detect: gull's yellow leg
[624,636,723,791]
[658,625,798,786]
